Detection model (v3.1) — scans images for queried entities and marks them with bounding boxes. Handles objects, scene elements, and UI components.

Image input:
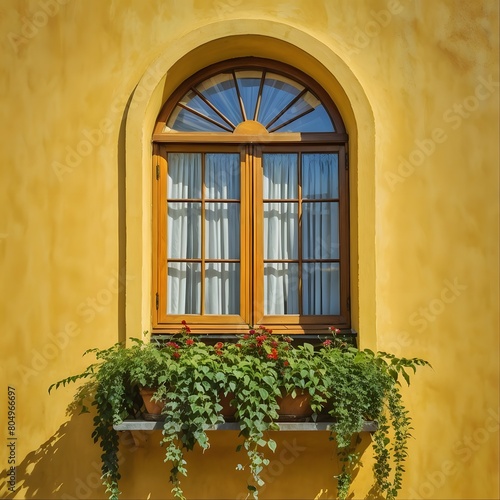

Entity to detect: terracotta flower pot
[316,397,335,421]
[276,389,313,421]
[139,387,165,418]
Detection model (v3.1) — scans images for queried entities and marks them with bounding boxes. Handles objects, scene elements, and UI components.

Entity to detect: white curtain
[166,153,240,314]
[263,153,340,315]
[204,154,240,314]
[263,154,299,314]
[301,154,340,314]
[166,151,340,316]
[167,153,202,314]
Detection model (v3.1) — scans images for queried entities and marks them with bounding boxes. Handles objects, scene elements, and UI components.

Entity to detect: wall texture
[0,0,498,499]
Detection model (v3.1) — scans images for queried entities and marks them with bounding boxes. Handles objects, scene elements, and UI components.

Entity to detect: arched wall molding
[124,19,376,348]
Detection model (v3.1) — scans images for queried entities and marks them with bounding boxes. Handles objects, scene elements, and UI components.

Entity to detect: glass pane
[275,104,334,132]
[196,73,242,127]
[205,263,240,314]
[264,203,298,260]
[167,153,202,199]
[258,73,304,126]
[302,263,340,315]
[166,105,230,132]
[263,154,298,199]
[264,263,299,314]
[205,203,240,259]
[235,70,262,120]
[179,90,233,130]
[302,153,338,199]
[167,203,201,258]
[205,153,240,199]
[269,91,319,130]
[270,91,334,133]
[167,262,201,314]
[302,202,339,259]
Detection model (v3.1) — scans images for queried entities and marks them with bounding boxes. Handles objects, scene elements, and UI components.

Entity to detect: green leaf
[258,387,269,400]
[268,439,277,453]
[401,369,410,386]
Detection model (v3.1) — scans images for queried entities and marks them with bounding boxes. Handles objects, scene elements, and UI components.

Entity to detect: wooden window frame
[152,58,350,335]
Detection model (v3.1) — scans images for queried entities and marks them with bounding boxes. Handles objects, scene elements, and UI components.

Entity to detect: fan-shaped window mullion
[232,71,247,122]
[269,107,315,133]
[178,104,233,132]
[190,87,237,130]
[265,88,308,130]
[258,74,303,127]
[196,74,242,127]
[254,70,266,121]
[163,62,338,133]
[235,70,262,122]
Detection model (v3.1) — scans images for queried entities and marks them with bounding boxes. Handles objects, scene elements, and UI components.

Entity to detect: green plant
[217,332,281,499]
[128,333,171,389]
[317,329,431,500]
[215,326,318,498]
[49,324,429,500]
[48,341,143,500]
[153,322,227,500]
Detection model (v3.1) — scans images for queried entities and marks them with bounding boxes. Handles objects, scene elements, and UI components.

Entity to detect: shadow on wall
[3,413,379,500]
[2,415,111,500]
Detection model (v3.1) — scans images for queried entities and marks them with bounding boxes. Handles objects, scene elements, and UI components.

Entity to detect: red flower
[267,348,279,360]
[323,339,332,347]
[172,351,181,359]
[235,343,242,348]
[185,338,194,346]
[256,335,267,343]
[181,320,187,325]
[283,360,290,367]
[213,341,224,356]
[167,341,180,349]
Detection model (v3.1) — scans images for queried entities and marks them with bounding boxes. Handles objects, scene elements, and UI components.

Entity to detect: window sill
[113,419,377,432]
[152,329,358,348]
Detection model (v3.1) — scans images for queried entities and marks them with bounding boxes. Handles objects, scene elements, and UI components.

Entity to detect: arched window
[152,58,349,334]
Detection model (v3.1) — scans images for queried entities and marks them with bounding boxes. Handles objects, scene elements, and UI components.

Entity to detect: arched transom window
[152,58,349,335]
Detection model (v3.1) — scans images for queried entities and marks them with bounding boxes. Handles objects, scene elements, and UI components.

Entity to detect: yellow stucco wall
[0,1,498,499]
